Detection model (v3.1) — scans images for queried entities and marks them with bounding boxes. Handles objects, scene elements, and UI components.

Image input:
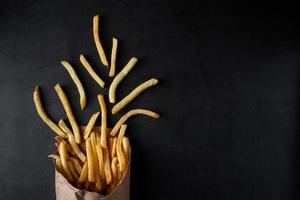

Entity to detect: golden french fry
[109,137,114,157]
[68,160,79,180]
[117,125,127,172]
[109,57,138,103]
[68,133,86,162]
[109,37,118,77]
[110,109,160,136]
[58,119,73,135]
[48,154,63,174]
[33,86,67,138]
[61,60,86,110]
[54,136,64,143]
[112,137,117,158]
[79,55,105,88]
[111,157,118,189]
[93,15,109,67]
[83,112,100,140]
[55,141,75,157]
[97,94,108,148]
[122,137,130,162]
[90,132,102,191]
[69,157,83,175]
[103,147,112,184]
[54,83,81,144]
[117,163,122,182]
[58,142,74,182]
[96,144,106,186]
[86,138,95,182]
[79,162,88,183]
[112,79,159,114]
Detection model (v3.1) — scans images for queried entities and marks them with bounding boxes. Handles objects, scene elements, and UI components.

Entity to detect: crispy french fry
[109,37,118,77]
[112,137,117,158]
[90,132,102,191]
[93,15,109,67]
[117,125,127,172]
[96,144,106,187]
[122,137,130,163]
[48,154,63,174]
[33,86,67,138]
[58,142,74,182]
[83,112,100,140]
[86,138,95,182]
[110,109,160,136]
[55,141,75,157]
[54,83,81,144]
[103,147,112,184]
[109,137,114,157]
[117,163,122,182]
[54,136,64,143]
[97,94,108,148]
[61,60,86,110]
[111,157,118,189]
[112,79,159,114]
[69,157,83,175]
[80,55,105,88]
[68,133,86,162]
[79,162,88,183]
[68,160,79,180]
[58,119,73,135]
[109,57,138,103]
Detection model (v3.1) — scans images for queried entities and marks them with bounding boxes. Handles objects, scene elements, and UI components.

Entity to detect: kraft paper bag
[54,126,131,200]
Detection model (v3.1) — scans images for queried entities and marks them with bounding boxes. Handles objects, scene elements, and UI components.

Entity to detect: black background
[0,0,299,199]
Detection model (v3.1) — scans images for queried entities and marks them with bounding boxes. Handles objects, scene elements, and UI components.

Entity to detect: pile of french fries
[33,15,159,194]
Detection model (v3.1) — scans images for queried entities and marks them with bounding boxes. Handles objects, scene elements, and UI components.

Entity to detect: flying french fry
[54,83,81,144]
[83,112,100,140]
[109,37,118,77]
[33,86,67,138]
[93,15,108,67]
[109,57,138,103]
[68,133,86,162]
[112,78,159,114]
[58,119,73,135]
[61,60,86,110]
[110,109,160,136]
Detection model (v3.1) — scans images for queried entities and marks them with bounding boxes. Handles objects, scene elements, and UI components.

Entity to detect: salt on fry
[93,15,109,67]
[109,57,138,103]
[117,125,127,172]
[109,37,118,77]
[58,119,73,135]
[97,94,108,148]
[83,112,100,140]
[86,138,95,182]
[33,86,67,138]
[110,109,160,136]
[54,83,81,144]
[79,162,88,183]
[79,54,105,88]
[58,142,74,182]
[61,60,86,110]
[112,78,159,114]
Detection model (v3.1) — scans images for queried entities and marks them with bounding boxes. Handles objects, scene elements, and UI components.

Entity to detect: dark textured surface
[0,0,299,199]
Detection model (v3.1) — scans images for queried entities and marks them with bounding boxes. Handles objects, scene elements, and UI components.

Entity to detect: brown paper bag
[54,126,131,200]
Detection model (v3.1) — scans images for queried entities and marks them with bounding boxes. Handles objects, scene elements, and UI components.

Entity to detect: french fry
[93,15,109,67]
[80,55,105,88]
[83,112,100,140]
[111,157,118,189]
[103,147,112,184]
[58,119,73,136]
[48,154,63,174]
[96,143,106,187]
[61,60,86,110]
[112,78,159,114]
[54,83,81,144]
[69,157,83,175]
[112,137,117,158]
[33,86,67,138]
[79,162,88,183]
[68,160,79,180]
[68,133,86,162]
[117,125,127,172]
[122,137,130,163]
[55,141,75,157]
[109,37,118,77]
[54,136,64,143]
[110,109,160,136]
[90,132,102,192]
[86,138,95,182]
[109,57,138,103]
[109,137,114,157]
[117,163,122,182]
[58,142,74,182]
[97,94,108,148]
